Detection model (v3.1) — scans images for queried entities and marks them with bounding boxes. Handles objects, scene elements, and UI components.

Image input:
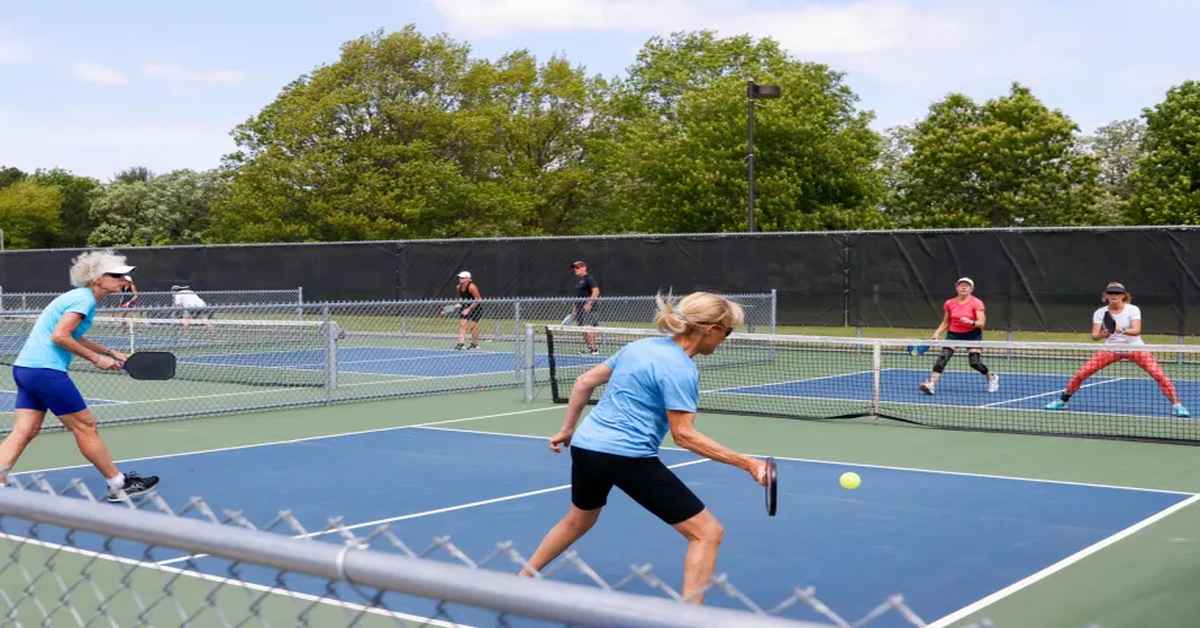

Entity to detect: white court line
[418,426,1196,496]
[0,388,127,405]
[155,458,712,566]
[979,377,1125,408]
[928,493,1200,627]
[0,531,460,627]
[13,405,564,477]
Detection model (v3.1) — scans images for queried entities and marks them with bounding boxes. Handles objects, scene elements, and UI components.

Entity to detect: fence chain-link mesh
[0,294,775,433]
[0,475,960,628]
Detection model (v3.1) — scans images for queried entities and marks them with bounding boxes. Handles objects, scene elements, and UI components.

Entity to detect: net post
[523,324,535,402]
[870,341,882,416]
[322,305,337,400]
[296,286,304,319]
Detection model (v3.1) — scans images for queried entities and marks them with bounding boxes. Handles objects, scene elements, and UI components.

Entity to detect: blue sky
[2,0,1197,181]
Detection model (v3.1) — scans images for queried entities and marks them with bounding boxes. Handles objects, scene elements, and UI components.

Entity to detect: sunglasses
[699,321,734,337]
[1105,291,1125,296]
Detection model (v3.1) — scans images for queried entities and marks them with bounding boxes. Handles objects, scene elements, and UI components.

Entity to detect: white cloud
[72,62,129,86]
[0,29,34,64]
[143,63,244,85]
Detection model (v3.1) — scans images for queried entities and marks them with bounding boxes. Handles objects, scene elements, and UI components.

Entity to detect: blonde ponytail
[654,291,745,335]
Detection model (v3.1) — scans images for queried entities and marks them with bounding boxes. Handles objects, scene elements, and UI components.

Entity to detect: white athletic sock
[106,472,126,491]
[0,465,10,487]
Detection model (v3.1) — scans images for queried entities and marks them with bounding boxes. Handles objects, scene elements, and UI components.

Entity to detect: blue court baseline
[725,368,1200,419]
[10,426,1191,626]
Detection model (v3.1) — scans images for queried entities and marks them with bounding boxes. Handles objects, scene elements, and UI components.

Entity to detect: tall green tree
[89,170,221,246]
[594,31,886,233]
[0,166,25,189]
[1127,81,1200,224]
[33,169,101,246]
[113,166,153,184]
[0,180,63,248]
[211,27,609,242]
[891,84,1099,227]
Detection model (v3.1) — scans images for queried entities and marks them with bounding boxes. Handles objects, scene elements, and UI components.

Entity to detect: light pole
[747,81,781,232]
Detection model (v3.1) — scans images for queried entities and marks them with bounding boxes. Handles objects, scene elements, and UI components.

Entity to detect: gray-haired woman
[0,250,159,501]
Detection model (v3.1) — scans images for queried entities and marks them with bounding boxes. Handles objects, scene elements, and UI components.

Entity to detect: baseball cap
[1104,282,1127,293]
[570,260,587,268]
[457,271,472,279]
[100,263,136,276]
[955,277,974,288]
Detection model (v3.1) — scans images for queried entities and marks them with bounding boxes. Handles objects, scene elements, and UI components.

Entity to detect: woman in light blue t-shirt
[520,292,768,604]
[0,250,159,502]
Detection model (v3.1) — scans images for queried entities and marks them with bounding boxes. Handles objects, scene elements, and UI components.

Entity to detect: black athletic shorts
[460,305,483,322]
[570,446,705,525]
[946,329,982,342]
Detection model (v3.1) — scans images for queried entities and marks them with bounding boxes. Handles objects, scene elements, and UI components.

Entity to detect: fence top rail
[545,325,1200,354]
[0,489,817,628]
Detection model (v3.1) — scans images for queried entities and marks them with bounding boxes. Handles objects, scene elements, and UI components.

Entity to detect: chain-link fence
[0,475,959,627]
[0,287,304,311]
[0,293,775,433]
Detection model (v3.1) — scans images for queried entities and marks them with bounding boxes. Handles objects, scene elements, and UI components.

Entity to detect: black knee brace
[968,351,989,375]
[932,347,954,373]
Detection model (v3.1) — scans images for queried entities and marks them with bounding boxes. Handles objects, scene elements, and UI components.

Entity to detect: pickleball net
[545,325,1200,443]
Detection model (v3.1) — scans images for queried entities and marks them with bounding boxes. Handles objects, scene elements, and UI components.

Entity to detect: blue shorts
[13,366,88,416]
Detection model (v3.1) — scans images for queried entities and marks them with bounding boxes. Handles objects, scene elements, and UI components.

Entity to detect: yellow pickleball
[839,472,861,490]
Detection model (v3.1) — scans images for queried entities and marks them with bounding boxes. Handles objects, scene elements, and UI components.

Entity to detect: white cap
[100,263,136,275]
[956,277,974,288]
[457,271,472,279]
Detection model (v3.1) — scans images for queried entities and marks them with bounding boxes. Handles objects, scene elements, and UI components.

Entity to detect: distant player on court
[919,277,999,395]
[454,270,482,350]
[519,292,769,604]
[1045,282,1189,417]
[171,285,213,329]
[570,260,600,355]
[0,250,160,501]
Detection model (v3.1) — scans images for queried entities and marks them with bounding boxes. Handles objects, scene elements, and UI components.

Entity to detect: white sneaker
[987,373,1000,393]
[918,382,934,395]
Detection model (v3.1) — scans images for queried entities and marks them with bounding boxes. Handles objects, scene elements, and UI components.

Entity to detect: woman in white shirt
[1045,282,1189,417]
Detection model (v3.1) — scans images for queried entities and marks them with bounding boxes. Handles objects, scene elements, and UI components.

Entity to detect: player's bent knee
[676,509,723,544]
[933,348,954,373]
[59,410,99,433]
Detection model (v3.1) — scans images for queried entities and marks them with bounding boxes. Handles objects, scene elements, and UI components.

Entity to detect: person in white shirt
[171,285,214,328]
[1045,282,1189,417]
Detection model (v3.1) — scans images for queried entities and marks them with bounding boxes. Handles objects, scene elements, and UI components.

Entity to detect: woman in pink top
[1045,282,1189,417]
[918,277,999,395]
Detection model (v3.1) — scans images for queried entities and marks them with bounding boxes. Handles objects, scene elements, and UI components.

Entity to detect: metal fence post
[322,305,337,401]
[769,288,777,335]
[523,324,536,402]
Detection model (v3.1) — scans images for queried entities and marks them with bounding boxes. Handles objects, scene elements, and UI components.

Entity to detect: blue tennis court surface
[726,368,1200,419]
[15,426,1191,626]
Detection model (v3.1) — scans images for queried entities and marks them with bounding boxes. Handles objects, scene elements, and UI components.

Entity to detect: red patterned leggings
[1066,350,1180,403]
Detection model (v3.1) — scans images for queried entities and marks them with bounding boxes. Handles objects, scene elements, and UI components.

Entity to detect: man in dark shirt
[571,260,600,355]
